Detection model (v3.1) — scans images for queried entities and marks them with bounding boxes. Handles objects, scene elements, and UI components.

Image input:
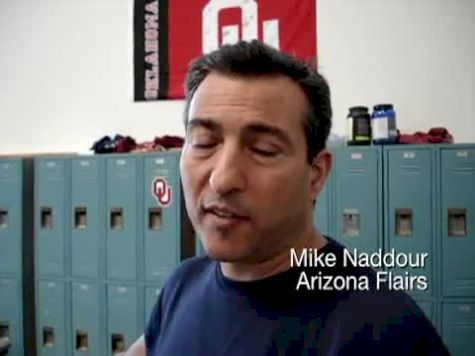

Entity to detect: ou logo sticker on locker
[152,177,172,207]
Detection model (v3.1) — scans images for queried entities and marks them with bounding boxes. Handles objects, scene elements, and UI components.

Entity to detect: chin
[203,240,251,263]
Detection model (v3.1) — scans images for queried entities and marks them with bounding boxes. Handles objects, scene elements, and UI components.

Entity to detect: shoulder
[161,255,215,299]
[332,282,448,353]
[145,255,215,350]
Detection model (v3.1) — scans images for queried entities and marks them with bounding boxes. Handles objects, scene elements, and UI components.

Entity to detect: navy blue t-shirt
[145,239,449,355]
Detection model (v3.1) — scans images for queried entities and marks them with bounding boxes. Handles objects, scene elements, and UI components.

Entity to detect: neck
[220,228,327,282]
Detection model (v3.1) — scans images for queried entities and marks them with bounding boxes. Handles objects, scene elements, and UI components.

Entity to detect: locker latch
[110,208,124,230]
[0,209,7,228]
[74,207,88,229]
[149,208,163,230]
[448,208,467,237]
[41,207,53,229]
[42,326,55,347]
[112,333,125,354]
[0,322,10,351]
[396,209,413,236]
[76,330,88,352]
[343,209,360,236]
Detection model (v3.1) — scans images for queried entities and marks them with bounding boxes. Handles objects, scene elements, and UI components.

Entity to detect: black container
[346,106,371,145]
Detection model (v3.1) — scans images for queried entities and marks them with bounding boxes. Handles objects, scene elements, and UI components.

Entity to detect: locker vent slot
[41,207,53,229]
[149,208,163,230]
[459,304,472,313]
[0,322,10,338]
[0,322,10,350]
[396,209,413,236]
[42,326,55,347]
[110,208,124,230]
[0,209,7,228]
[448,208,467,237]
[112,333,125,354]
[75,207,88,229]
[76,330,88,351]
[343,209,360,236]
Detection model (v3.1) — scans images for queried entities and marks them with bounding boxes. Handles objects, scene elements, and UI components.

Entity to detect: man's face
[180,72,323,263]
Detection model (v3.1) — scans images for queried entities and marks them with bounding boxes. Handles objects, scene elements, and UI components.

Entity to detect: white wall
[318,0,475,141]
[0,0,474,155]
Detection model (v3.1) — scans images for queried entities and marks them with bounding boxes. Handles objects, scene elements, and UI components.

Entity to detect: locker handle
[110,208,124,230]
[342,209,360,236]
[448,208,467,237]
[149,207,163,230]
[40,207,53,229]
[396,209,413,237]
[42,326,55,348]
[0,322,10,349]
[111,333,125,354]
[74,207,88,229]
[0,209,7,228]
[76,330,88,352]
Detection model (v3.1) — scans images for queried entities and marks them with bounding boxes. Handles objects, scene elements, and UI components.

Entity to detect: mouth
[202,204,250,229]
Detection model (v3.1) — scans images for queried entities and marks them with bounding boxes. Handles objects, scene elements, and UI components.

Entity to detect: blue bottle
[371,104,397,144]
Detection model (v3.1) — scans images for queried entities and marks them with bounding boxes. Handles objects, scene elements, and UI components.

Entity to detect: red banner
[134,0,317,100]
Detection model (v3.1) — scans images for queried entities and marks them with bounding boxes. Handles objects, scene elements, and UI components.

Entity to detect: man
[127,40,449,355]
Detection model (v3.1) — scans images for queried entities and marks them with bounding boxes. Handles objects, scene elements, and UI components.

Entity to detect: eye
[188,133,217,150]
[250,146,279,157]
[192,142,216,149]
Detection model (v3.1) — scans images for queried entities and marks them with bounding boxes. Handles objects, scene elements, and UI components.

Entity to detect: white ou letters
[202,0,280,53]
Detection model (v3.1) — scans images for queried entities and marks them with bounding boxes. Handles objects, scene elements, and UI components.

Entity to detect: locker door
[72,282,103,356]
[144,286,161,326]
[37,280,68,356]
[106,157,139,281]
[71,157,103,279]
[314,172,332,237]
[107,284,138,355]
[0,160,22,275]
[441,147,475,297]
[442,301,475,356]
[36,159,69,277]
[144,154,180,285]
[334,148,381,253]
[0,278,23,355]
[386,147,434,298]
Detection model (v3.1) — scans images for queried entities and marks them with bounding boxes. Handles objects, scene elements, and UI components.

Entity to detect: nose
[209,144,246,195]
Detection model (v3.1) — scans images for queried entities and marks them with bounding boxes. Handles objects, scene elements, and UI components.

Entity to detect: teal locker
[313,172,332,237]
[333,147,382,253]
[71,157,104,279]
[0,278,23,355]
[36,158,70,278]
[71,281,104,356]
[442,301,475,356]
[144,285,161,326]
[385,147,435,298]
[0,159,22,275]
[143,153,181,284]
[440,146,475,297]
[107,284,139,355]
[106,156,140,281]
[37,279,69,356]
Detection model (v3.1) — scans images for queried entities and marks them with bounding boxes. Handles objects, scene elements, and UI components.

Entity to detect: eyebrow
[187,118,222,132]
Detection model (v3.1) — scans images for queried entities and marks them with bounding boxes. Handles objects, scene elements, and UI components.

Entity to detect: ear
[309,149,332,204]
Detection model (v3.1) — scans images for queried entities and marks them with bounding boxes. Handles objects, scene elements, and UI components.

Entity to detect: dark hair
[183,40,332,163]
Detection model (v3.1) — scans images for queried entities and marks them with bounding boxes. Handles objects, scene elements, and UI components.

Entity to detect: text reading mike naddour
[291,248,429,292]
